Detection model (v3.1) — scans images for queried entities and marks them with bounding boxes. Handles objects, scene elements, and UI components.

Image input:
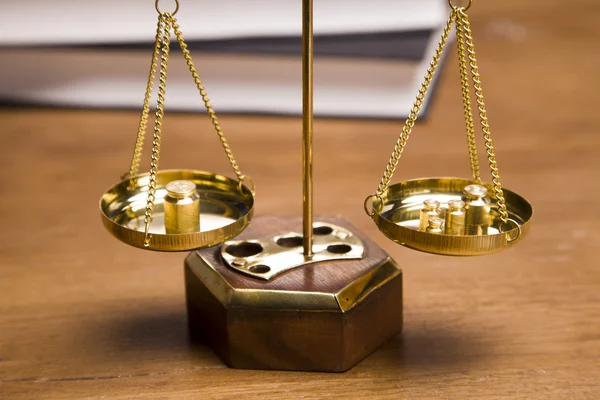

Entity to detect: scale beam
[302,0,314,257]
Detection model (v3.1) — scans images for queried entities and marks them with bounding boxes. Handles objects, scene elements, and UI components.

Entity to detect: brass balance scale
[99,0,533,372]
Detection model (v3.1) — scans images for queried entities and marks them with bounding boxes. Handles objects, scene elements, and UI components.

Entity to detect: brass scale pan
[101,174,531,255]
[100,170,254,252]
[99,2,531,257]
[369,177,533,256]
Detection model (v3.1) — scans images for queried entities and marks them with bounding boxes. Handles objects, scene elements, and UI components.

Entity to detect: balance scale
[99,0,533,372]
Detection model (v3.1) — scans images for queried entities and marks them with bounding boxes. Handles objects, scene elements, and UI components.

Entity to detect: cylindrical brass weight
[462,184,490,235]
[163,180,200,234]
[419,199,441,232]
[445,199,466,235]
[426,217,444,234]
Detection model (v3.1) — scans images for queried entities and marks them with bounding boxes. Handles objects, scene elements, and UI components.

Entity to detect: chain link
[457,8,509,223]
[123,17,165,180]
[455,12,481,183]
[375,14,455,198]
[170,16,245,182]
[143,15,172,246]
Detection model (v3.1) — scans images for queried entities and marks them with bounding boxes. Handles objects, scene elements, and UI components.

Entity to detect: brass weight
[164,180,200,234]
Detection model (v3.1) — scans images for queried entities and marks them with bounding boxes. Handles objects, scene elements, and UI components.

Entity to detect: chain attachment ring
[449,0,472,11]
[238,175,256,195]
[499,218,521,244]
[363,194,377,218]
[143,227,152,247]
[155,0,179,16]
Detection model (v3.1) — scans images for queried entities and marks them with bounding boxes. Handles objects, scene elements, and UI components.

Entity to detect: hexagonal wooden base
[184,216,403,372]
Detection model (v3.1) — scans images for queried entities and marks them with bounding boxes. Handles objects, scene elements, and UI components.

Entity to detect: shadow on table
[89,300,491,372]
[358,320,490,371]
[86,301,221,363]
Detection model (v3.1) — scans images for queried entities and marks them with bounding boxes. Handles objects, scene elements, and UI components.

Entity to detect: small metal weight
[164,180,201,234]
[462,184,490,236]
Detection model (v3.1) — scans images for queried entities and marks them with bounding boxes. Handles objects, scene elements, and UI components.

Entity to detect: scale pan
[370,177,532,256]
[100,169,254,252]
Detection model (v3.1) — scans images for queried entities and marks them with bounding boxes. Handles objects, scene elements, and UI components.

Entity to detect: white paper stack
[0,0,450,118]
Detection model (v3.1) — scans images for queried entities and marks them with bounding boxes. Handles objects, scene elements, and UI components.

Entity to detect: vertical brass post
[302,0,314,257]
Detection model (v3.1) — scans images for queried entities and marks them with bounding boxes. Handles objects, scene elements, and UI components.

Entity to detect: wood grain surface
[1,0,599,398]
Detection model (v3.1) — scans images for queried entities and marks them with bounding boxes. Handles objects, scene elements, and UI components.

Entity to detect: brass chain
[143,15,172,246]
[170,16,245,182]
[137,9,250,246]
[375,14,455,198]
[455,13,481,183]
[123,17,165,180]
[456,8,509,223]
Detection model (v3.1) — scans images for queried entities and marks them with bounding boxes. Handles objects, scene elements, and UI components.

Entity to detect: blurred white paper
[2,0,448,45]
[0,26,446,118]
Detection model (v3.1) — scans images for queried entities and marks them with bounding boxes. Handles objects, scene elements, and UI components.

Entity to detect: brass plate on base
[371,177,533,256]
[100,169,254,252]
[185,215,403,372]
[221,222,364,280]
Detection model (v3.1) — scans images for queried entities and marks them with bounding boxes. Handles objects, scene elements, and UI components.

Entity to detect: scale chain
[123,16,164,179]
[170,16,245,183]
[455,13,481,183]
[137,9,250,246]
[374,13,455,199]
[371,4,510,227]
[456,8,509,223]
[143,15,172,246]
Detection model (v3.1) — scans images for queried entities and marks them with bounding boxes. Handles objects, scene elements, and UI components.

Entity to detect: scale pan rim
[371,177,533,256]
[99,169,254,252]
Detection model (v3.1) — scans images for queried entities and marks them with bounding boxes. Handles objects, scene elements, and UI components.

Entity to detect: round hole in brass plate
[313,226,334,235]
[371,177,533,256]
[222,223,365,280]
[99,169,254,252]
[226,242,263,258]
[249,265,271,274]
[327,244,352,254]
[276,236,304,248]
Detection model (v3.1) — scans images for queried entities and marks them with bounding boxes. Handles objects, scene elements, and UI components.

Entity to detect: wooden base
[184,216,403,372]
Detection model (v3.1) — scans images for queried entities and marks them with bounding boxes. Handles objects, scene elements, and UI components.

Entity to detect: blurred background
[0,0,449,118]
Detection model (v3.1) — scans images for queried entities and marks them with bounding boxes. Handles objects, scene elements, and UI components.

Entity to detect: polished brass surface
[302,0,314,257]
[187,251,399,313]
[371,177,533,256]
[100,169,254,252]
[163,180,200,234]
[419,199,441,232]
[221,223,365,281]
[445,199,466,235]
[463,184,491,235]
[426,217,445,234]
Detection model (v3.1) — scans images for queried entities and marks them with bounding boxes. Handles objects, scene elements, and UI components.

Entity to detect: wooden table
[1,1,599,398]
